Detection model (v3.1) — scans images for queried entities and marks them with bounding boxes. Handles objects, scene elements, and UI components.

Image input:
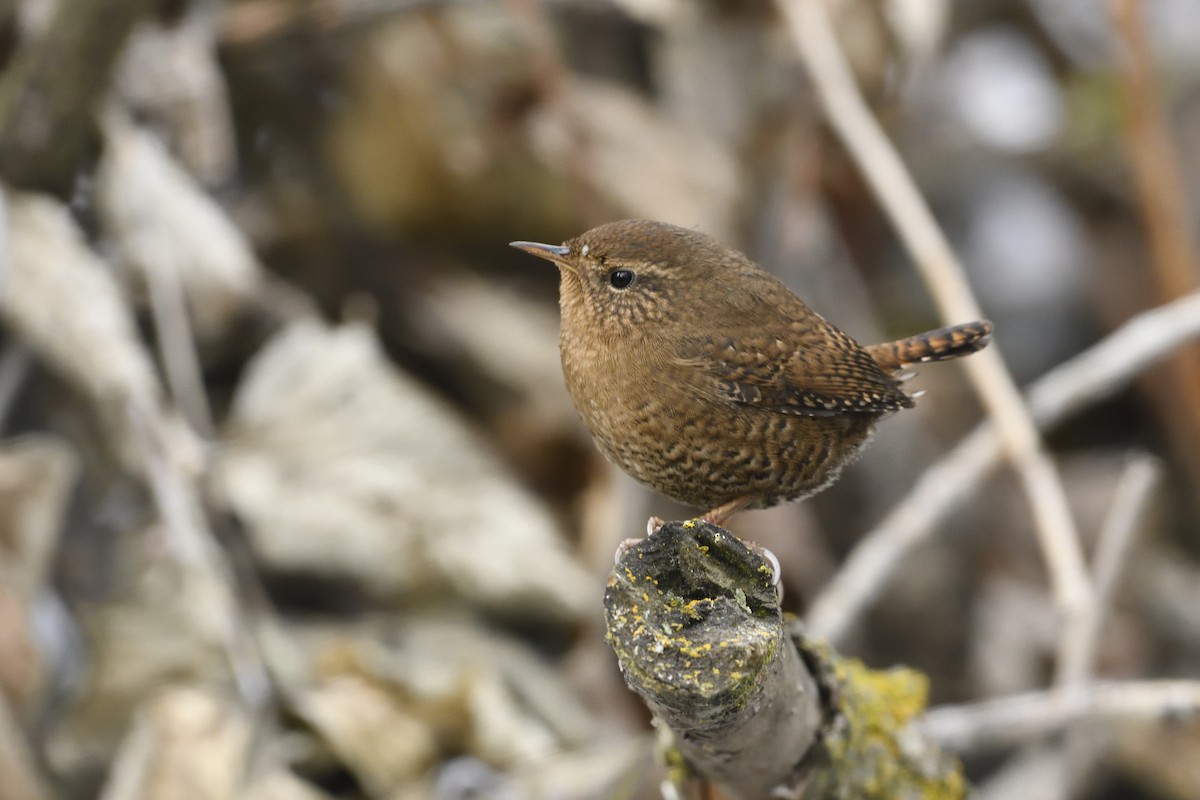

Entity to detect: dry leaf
[97,113,261,341]
[3,190,162,470]
[293,614,595,782]
[214,321,595,622]
[100,687,251,800]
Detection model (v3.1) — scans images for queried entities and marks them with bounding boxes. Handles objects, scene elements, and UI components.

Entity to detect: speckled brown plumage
[512,220,992,524]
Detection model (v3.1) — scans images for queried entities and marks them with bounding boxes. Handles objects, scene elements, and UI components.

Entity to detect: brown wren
[512,220,992,526]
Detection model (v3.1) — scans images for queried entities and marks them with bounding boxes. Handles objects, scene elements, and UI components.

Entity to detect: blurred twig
[921,680,1200,756]
[1062,454,1161,796]
[777,0,1091,682]
[125,402,270,710]
[0,0,154,192]
[3,186,272,716]
[143,252,215,438]
[1110,0,1200,493]
[1071,455,1160,691]
[808,291,1200,643]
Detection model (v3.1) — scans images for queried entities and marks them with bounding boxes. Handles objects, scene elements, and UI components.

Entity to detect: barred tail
[866,321,993,372]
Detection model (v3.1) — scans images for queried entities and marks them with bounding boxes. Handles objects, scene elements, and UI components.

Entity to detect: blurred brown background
[0,0,1198,798]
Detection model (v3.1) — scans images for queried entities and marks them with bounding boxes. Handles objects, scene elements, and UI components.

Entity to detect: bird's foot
[612,515,783,599]
[613,539,639,564]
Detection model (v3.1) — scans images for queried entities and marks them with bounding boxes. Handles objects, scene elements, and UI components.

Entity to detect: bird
[511,219,992,527]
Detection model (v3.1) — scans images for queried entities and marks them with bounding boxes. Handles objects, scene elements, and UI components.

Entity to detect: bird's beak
[510,241,574,271]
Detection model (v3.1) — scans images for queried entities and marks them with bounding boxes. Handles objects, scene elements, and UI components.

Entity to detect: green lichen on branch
[603,520,821,799]
[602,520,965,799]
[604,520,780,721]
[797,639,966,800]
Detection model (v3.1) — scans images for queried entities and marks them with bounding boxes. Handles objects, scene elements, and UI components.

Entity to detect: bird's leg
[700,496,753,527]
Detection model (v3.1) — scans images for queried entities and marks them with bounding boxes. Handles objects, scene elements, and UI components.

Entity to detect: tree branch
[776,0,1090,667]
[1110,0,1200,493]
[605,521,963,799]
[808,291,1200,643]
[921,680,1200,756]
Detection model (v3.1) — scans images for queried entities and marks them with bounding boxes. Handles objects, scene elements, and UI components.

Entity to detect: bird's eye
[609,269,636,289]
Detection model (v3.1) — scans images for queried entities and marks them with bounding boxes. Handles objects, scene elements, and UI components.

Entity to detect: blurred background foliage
[0,0,1198,798]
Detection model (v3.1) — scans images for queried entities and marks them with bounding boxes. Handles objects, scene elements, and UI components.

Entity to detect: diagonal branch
[605,520,964,800]
[1109,0,1200,491]
[776,0,1090,682]
[921,680,1200,756]
[808,290,1200,644]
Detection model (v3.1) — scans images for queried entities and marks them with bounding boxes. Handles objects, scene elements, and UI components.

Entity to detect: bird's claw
[748,543,784,601]
[613,538,641,564]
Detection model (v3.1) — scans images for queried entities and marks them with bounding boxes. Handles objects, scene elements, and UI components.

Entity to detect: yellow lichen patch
[805,648,966,800]
[836,658,929,730]
[682,520,697,529]
[675,640,715,660]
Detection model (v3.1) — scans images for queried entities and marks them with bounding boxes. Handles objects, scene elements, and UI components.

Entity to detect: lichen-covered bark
[604,520,822,799]
[603,519,965,800]
[796,641,966,800]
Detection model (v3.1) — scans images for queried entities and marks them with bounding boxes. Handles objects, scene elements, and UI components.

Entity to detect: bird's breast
[559,328,677,454]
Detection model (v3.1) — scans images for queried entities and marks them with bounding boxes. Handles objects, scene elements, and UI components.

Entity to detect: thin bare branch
[921,680,1200,756]
[1068,455,1161,687]
[143,255,215,438]
[777,0,1090,674]
[808,291,1200,643]
[1110,0,1200,491]
[1059,454,1161,797]
[124,402,269,709]
[1093,459,1161,608]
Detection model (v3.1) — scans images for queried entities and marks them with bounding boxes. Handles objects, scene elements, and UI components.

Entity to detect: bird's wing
[672,320,912,417]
